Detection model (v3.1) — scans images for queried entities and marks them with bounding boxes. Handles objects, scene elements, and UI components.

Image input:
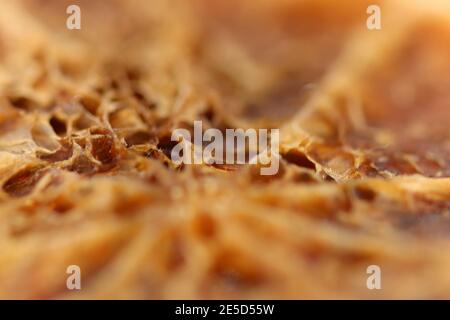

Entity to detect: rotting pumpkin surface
[0,0,449,299]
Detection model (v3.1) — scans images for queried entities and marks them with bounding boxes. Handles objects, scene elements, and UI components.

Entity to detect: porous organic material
[0,0,449,299]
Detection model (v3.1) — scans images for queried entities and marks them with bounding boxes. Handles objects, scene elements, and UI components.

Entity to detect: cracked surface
[0,0,449,299]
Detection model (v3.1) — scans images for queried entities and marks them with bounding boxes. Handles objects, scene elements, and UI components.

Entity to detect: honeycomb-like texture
[0,0,449,299]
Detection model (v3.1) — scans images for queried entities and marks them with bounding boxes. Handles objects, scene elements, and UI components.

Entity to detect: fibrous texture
[0,0,449,299]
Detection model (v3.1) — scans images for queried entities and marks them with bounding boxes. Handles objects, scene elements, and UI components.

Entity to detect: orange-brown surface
[0,0,449,299]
